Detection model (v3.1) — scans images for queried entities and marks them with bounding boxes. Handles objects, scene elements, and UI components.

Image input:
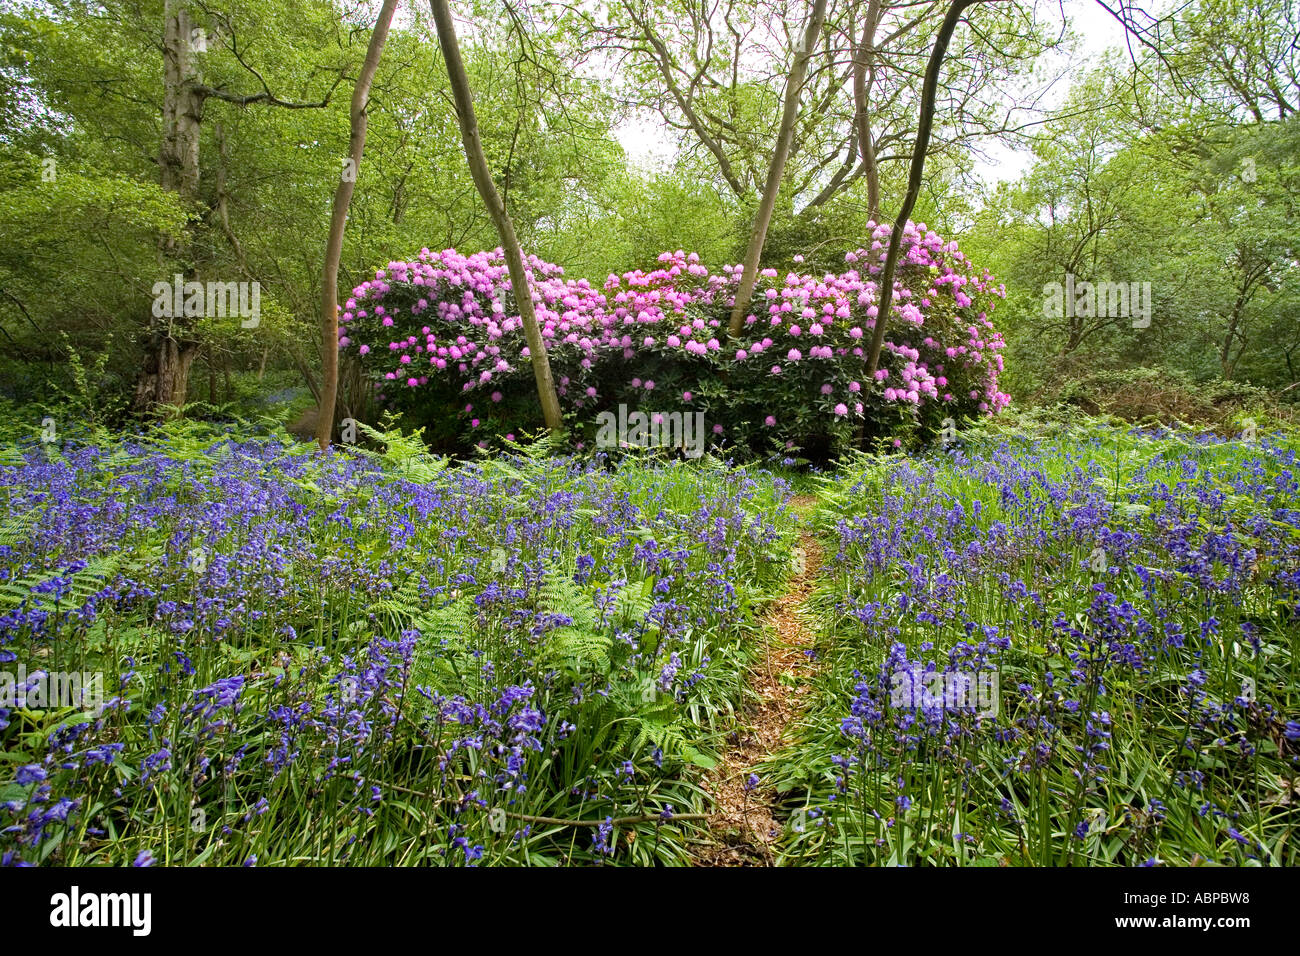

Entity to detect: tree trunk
[429,0,563,433]
[134,0,204,416]
[865,0,977,377]
[316,0,398,450]
[212,122,250,274]
[1220,294,1246,380]
[852,0,883,221]
[138,3,340,418]
[133,337,199,414]
[158,2,203,223]
[727,0,828,337]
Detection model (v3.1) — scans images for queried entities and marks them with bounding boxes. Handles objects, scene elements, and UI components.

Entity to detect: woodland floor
[694,494,823,866]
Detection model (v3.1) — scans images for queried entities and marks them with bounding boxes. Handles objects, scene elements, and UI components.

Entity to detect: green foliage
[967,56,1299,405]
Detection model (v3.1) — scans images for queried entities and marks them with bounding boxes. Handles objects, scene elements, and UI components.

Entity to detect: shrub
[339,221,1009,459]
[1042,366,1299,435]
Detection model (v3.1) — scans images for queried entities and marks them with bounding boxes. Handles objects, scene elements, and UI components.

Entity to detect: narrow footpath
[694,494,823,866]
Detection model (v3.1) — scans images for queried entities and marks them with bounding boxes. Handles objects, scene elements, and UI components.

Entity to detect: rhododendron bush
[339,221,1009,456]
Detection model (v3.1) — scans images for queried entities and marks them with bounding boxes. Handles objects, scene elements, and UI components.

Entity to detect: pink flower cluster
[340,221,1010,425]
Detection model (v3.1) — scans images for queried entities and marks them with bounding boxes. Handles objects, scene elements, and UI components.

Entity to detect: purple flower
[14,765,45,787]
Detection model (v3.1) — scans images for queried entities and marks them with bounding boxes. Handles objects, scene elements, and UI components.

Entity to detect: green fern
[412,597,473,647]
[407,598,476,697]
[0,510,42,548]
[611,577,654,629]
[532,571,611,676]
[367,574,426,631]
[351,419,449,484]
[0,553,125,610]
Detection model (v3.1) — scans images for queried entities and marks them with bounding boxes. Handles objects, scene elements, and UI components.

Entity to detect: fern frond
[0,553,125,610]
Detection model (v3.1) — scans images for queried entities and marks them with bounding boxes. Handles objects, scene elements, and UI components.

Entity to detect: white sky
[612,0,1134,184]
[973,0,1131,184]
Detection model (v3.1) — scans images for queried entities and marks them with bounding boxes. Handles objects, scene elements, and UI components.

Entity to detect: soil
[694,494,823,866]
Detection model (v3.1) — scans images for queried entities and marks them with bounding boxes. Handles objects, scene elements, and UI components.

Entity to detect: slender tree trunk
[429,0,563,433]
[727,0,828,337]
[1220,294,1247,380]
[316,0,398,450]
[852,0,883,220]
[865,0,977,376]
[1065,319,1083,354]
[291,342,322,405]
[212,122,250,274]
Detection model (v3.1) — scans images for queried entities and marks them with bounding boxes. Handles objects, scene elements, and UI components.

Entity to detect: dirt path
[694,494,823,866]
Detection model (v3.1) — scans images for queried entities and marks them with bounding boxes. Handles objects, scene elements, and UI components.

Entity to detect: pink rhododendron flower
[344,232,1007,447]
